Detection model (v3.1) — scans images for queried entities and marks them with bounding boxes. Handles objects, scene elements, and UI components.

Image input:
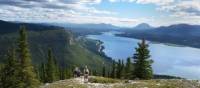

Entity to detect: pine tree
[111,61,116,78]
[59,67,67,80]
[102,65,106,77]
[17,26,40,88]
[46,48,57,83]
[133,39,153,80]
[93,70,97,76]
[54,58,60,80]
[121,60,125,78]
[0,48,21,88]
[107,71,110,78]
[116,59,122,79]
[125,57,132,79]
[65,68,73,79]
[39,63,46,83]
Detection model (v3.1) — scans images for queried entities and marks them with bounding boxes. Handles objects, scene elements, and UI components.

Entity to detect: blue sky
[0,0,199,27]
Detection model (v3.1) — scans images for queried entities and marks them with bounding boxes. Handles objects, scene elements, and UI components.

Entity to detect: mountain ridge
[119,23,200,48]
[133,23,153,30]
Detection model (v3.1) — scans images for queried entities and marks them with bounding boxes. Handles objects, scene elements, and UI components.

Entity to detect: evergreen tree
[125,57,132,79]
[133,39,153,80]
[110,61,116,78]
[65,68,73,79]
[93,70,97,76]
[102,65,106,77]
[54,58,60,80]
[0,48,21,88]
[59,67,67,80]
[46,48,57,83]
[116,60,122,79]
[121,60,125,78]
[39,63,46,83]
[107,71,110,78]
[0,64,2,85]
[17,26,40,88]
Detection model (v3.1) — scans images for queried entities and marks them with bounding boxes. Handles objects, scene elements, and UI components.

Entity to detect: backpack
[85,69,89,74]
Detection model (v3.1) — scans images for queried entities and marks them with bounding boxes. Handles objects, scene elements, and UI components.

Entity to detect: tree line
[0,26,154,88]
[0,26,73,88]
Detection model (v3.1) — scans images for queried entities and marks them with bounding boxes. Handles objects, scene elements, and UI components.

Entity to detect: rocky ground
[41,76,200,88]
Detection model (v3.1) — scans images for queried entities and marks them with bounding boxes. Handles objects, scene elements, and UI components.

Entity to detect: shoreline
[115,33,198,49]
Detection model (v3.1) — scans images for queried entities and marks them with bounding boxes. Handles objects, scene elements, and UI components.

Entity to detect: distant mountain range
[119,23,200,48]
[52,22,154,30]
[51,23,120,30]
[0,20,62,34]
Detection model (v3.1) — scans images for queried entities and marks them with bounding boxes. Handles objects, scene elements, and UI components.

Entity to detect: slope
[0,20,112,72]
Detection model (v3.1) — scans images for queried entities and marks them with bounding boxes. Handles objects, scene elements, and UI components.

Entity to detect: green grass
[88,76,120,83]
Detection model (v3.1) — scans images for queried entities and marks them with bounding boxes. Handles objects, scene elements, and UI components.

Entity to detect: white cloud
[108,0,174,4]
[0,0,199,27]
[109,0,135,3]
[136,0,174,5]
[162,0,200,16]
[0,1,148,27]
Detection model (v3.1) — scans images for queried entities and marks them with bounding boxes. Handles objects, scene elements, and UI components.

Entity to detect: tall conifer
[102,65,106,77]
[0,48,21,88]
[111,61,116,78]
[116,60,122,79]
[125,57,132,79]
[133,39,153,80]
[17,26,40,88]
[46,48,57,83]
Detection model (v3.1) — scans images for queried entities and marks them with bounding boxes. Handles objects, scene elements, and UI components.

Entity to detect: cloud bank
[0,0,199,27]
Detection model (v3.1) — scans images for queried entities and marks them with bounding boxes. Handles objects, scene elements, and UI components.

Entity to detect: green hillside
[0,21,112,72]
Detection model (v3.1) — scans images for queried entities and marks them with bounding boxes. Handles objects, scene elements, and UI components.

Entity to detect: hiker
[73,67,79,78]
[77,68,81,77]
[83,65,89,83]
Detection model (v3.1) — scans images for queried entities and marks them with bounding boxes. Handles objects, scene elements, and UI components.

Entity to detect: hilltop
[41,76,200,88]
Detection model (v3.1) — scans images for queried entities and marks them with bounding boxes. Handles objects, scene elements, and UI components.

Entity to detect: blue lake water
[87,31,200,80]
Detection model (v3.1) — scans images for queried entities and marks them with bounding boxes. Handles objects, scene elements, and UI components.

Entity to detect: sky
[0,0,200,27]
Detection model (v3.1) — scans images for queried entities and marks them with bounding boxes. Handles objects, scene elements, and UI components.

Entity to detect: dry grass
[41,77,200,88]
[40,78,87,88]
[114,79,200,88]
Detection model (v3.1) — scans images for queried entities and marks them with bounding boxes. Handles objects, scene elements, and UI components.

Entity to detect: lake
[87,31,200,80]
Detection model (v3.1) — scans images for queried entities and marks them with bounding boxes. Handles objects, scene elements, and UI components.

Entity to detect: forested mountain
[119,24,200,48]
[0,20,61,34]
[50,23,120,36]
[52,23,120,30]
[0,20,112,72]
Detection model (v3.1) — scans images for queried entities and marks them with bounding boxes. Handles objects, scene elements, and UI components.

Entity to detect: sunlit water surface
[87,31,200,79]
